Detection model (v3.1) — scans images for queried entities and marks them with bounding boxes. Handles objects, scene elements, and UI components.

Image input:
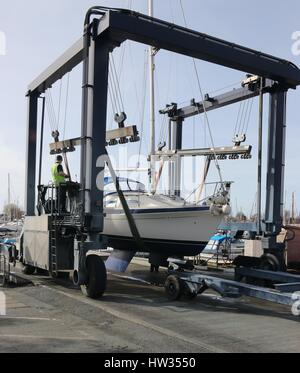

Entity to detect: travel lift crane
[19,6,300,308]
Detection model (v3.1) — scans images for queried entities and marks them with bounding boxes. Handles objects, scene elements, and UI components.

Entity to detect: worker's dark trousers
[56,185,67,213]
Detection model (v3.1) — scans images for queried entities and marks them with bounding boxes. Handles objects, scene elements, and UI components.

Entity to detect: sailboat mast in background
[292,192,295,224]
[148,0,156,193]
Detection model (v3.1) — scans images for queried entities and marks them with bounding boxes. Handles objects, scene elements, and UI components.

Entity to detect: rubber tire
[81,255,107,299]
[259,254,280,272]
[164,275,183,301]
[22,264,36,275]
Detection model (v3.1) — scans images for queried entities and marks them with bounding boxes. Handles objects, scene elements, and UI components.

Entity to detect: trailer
[164,259,300,316]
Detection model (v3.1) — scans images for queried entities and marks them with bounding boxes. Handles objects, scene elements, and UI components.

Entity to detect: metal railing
[183,181,232,205]
[45,182,80,217]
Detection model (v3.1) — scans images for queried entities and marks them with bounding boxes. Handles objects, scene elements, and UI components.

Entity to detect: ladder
[49,186,58,276]
[50,215,58,276]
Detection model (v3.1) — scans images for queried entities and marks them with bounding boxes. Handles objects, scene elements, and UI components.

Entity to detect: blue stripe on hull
[107,206,210,215]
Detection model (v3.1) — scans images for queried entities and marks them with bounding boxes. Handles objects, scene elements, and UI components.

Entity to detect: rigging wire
[128,43,143,116]
[62,73,70,140]
[104,1,133,130]
[45,91,53,131]
[240,99,251,134]
[236,100,247,134]
[233,101,243,138]
[179,0,224,187]
[117,42,127,83]
[45,92,52,131]
[109,59,121,114]
[108,57,120,113]
[57,79,63,132]
[107,36,148,171]
[45,90,56,132]
[108,73,118,115]
[127,42,147,167]
[233,91,254,139]
[137,49,148,167]
[244,97,254,135]
[110,54,125,113]
[113,54,125,112]
[46,86,61,133]
[45,75,70,138]
[116,0,132,81]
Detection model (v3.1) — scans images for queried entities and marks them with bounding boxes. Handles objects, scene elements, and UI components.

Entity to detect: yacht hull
[103,206,222,256]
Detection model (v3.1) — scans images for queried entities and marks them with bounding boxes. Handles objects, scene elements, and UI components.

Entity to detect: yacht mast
[292,192,295,224]
[148,0,156,192]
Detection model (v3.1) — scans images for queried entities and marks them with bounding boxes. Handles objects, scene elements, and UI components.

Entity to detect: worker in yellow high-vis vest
[51,155,69,212]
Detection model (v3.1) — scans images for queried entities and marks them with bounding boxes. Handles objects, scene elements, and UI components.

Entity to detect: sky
[0,0,300,216]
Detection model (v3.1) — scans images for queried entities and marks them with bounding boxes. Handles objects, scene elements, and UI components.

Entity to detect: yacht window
[106,199,117,207]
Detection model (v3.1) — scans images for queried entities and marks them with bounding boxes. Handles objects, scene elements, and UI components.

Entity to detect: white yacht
[103,178,231,257]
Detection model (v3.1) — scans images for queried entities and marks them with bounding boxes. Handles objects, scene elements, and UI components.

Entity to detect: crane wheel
[81,255,107,299]
[259,254,280,272]
[164,275,183,301]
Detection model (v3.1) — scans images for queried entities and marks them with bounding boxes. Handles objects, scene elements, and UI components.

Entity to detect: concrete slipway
[0,259,299,353]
